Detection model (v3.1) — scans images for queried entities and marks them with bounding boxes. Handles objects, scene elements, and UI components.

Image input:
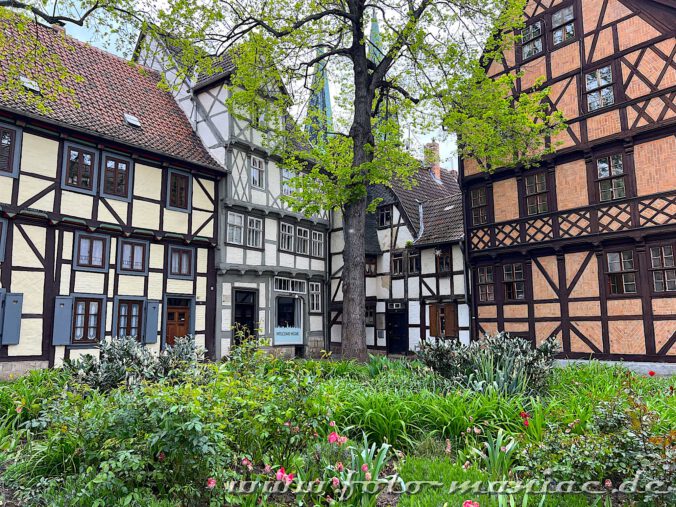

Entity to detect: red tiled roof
[0,21,222,171]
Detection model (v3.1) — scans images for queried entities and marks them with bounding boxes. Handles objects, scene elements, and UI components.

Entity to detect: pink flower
[604,479,613,489]
[242,457,251,466]
[500,446,507,453]
[328,431,340,444]
[329,421,336,427]
[284,473,294,485]
[206,477,217,490]
[15,406,22,414]
[284,421,291,427]
[463,501,480,507]
[523,419,530,427]
[648,370,656,377]
[361,464,369,472]
[338,436,348,445]
[332,477,340,488]
[263,464,272,474]
[276,467,286,481]
[336,462,344,472]
[473,426,481,435]
[157,451,166,462]
[463,461,471,470]
[445,439,452,455]
[364,472,372,481]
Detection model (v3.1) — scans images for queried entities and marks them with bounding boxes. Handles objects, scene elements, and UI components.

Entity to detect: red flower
[157,451,166,462]
[463,501,480,507]
[648,370,656,377]
[328,431,340,444]
[206,477,217,489]
[523,419,529,427]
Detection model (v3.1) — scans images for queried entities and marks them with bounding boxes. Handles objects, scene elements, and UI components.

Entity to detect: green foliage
[64,336,205,391]
[464,429,519,479]
[418,333,560,395]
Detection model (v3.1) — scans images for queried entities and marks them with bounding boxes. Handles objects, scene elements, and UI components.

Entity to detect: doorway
[233,290,257,343]
[386,304,408,354]
[166,297,191,347]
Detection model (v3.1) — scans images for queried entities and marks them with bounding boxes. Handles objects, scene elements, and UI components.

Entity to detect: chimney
[424,140,441,180]
[51,23,66,33]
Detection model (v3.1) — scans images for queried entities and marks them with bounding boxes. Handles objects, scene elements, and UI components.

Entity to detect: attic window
[20,75,40,93]
[124,113,141,127]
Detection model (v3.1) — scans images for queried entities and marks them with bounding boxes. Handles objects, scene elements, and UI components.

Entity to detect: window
[365,307,375,326]
[522,21,543,60]
[227,212,244,245]
[596,154,625,202]
[471,188,488,225]
[503,263,526,300]
[280,223,294,252]
[282,168,293,196]
[378,206,392,227]
[103,155,130,198]
[365,256,377,275]
[309,282,321,312]
[525,172,548,215]
[274,277,306,294]
[66,146,95,190]
[311,231,324,258]
[408,251,420,275]
[0,126,15,174]
[650,245,676,292]
[247,217,263,248]
[607,250,637,294]
[117,300,143,339]
[429,303,459,338]
[169,247,193,278]
[392,252,404,276]
[296,227,309,255]
[477,267,495,302]
[585,65,614,111]
[169,171,190,210]
[0,219,7,263]
[119,240,146,273]
[72,298,102,343]
[251,156,265,189]
[552,5,575,46]
[76,234,106,269]
[437,248,452,273]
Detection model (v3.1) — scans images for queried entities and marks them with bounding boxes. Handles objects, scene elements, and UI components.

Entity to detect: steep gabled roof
[416,193,464,245]
[0,21,222,171]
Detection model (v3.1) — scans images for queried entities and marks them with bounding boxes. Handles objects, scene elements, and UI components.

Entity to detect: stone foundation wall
[0,360,49,380]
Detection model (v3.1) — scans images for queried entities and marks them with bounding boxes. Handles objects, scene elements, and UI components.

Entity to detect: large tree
[1,0,564,360]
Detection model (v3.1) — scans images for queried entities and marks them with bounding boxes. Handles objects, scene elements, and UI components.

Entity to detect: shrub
[417,333,560,395]
[64,335,205,391]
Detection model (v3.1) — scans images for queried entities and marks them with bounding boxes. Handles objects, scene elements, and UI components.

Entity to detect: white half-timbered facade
[137,40,330,358]
[0,22,221,375]
[330,144,470,353]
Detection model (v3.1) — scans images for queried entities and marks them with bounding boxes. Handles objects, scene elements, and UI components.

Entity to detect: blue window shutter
[144,300,159,344]
[1,293,23,345]
[53,296,73,345]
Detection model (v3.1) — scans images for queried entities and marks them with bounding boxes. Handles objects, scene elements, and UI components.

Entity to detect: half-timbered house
[136,39,330,358]
[461,0,676,362]
[330,142,470,353]
[0,22,221,375]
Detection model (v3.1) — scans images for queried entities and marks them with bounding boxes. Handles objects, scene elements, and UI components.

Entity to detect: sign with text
[273,327,303,346]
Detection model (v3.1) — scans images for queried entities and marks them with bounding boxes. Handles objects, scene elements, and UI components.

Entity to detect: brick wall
[556,160,588,210]
[550,42,580,79]
[586,110,622,141]
[492,178,519,222]
[654,321,676,355]
[609,320,646,354]
[634,136,676,196]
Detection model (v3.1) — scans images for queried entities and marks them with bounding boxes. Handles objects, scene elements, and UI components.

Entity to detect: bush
[64,335,205,391]
[417,332,560,395]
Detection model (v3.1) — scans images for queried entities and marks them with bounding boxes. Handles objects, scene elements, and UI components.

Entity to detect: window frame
[296,227,310,255]
[311,231,325,258]
[167,245,195,280]
[61,142,98,195]
[273,276,307,294]
[470,186,489,226]
[309,281,322,313]
[0,122,22,178]
[365,256,377,276]
[279,222,295,252]
[649,242,676,294]
[251,156,265,190]
[583,63,617,113]
[477,266,495,303]
[436,247,452,274]
[550,3,577,49]
[247,216,264,249]
[73,231,109,273]
[407,250,421,275]
[377,205,392,228]
[503,263,526,301]
[0,218,7,263]
[226,212,245,246]
[281,168,293,196]
[166,168,192,212]
[391,251,404,277]
[595,153,627,203]
[71,297,104,344]
[117,239,149,276]
[520,19,545,62]
[114,297,145,340]
[100,152,134,202]
[605,249,638,296]
[523,171,550,216]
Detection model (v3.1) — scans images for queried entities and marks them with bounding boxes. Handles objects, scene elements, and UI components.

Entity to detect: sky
[64,7,458,171]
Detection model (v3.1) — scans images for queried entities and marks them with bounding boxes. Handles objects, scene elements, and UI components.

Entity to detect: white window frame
[251,156,265,189]
[309,282,321,312]
[274,276,307,294]
[247,216,263,248]
[296,227,309,255]
[282,168,293,196]
[280,223,294,252]
[311,231,324,258]
[227,212,244,245]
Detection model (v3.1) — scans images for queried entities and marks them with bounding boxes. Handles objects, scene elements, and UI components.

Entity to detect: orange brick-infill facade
[461,0,676,362]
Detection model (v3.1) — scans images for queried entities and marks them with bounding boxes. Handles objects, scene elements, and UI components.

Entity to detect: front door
[386,307,408,354]
[233,290,257,343]
[166,305,190,347]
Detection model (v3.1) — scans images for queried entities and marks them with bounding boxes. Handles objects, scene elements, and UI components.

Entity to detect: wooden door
[166,305,190,346]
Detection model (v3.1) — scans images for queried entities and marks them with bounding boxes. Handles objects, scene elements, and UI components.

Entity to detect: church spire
[306,50,333,144]
[368,12,384,65]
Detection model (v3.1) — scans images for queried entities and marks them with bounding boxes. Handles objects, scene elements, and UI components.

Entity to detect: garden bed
[0,336,673,506]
